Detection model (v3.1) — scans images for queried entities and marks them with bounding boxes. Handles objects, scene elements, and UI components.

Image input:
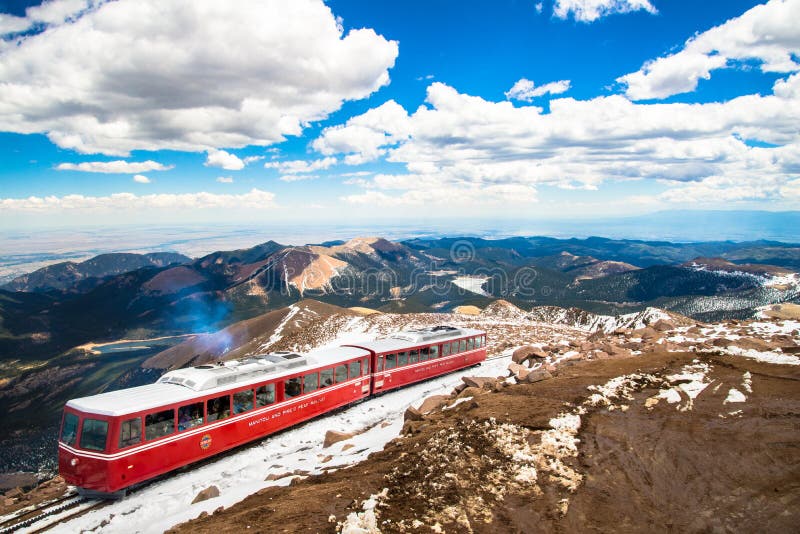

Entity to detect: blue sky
[0,0,798,229]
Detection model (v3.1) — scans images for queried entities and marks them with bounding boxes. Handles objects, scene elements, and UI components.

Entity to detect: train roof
[66,345,370,417]
[349,325,484,354]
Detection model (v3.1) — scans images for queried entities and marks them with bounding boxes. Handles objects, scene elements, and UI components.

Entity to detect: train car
[58,346,371,496]
[58,325,487,496]
[348,325,487,394]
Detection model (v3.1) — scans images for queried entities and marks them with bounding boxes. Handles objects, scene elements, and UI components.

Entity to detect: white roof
[349,326,484,354]
[66,345,370,417]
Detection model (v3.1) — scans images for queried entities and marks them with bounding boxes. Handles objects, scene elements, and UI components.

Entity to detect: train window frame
[285,376,302,398]
[451,341,459,354]
[460,339,467,352]
[304,373,319,394]
[442,343,450,357]
[385,353,396,370]
[207,395,231,422]
[362,357,370,374]
[178,402,204,431]
[349,360,361,378]
[145,409,175,441]
[233,390,254,415]
[467,338,474,350]
[377,356,384,372]
[80,418,109,451]
[398,351,408,366]
[256,383,275,407]
[60,412,79,446]
[335,364,348,382]
[320,368,334,388]
[118,417,142,448]
[420,347,430,361]
[409,349,419,364]
[431,345,439,358]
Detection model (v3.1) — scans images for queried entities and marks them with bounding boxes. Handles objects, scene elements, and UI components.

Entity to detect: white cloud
[55,160,172,173]
[243,156,265,165]
[1,188,276,212]
[505,78,571,101]
[204,149,244,171]
[280,174,319,182]
[618,0,800,100]
[553,0,656,22]
[535,3,544,15]
[216,176,234,183]
[313,100,411,164]
[314,79,800,208]
[265,156,337,174]
[0,0,398,155]
[1,0,91,35]
[132,174,151,183]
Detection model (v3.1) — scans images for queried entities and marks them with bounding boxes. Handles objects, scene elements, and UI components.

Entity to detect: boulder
[507,362,531,381]
[323,430,355,448]
[404,407,423,422]
[652,319,676,332]
[511,345,547,364]
[522,369,553,384]
[418,395,449,414]
[341,443,355,452]
[191,485,220,504]
[457,386,485,399]
[265,472,293,481]
[5,488,22,499]
[711,337,734,348]
[461,376,497,389]
[594,350,611,360]
[733,337,773,352]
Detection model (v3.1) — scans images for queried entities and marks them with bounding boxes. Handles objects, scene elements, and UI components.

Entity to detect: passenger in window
[285,377,302,398]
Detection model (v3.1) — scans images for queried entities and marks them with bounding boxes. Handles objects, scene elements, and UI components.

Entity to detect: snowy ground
[42,357,512,534]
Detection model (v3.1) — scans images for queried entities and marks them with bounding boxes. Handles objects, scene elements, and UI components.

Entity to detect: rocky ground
[2,300,799,532]
[162,303,799,533]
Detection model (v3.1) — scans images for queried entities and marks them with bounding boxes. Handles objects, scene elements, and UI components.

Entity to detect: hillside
[2,252,190,293]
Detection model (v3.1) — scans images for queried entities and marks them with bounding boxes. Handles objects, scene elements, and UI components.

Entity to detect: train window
[409,349,419,363]
[60,412,78,446]
[442,343,450,357]
[430,345,439,358]
[233,390,254,414]
[363,357,370,374]
[119,417,142,448]
[80,418,108,451]
[451,341,459,354]
[335,364,348,382]
[420,347,429,361]
[207,395,231,422]
[398,351,408,366]
[178,402,204,430]
[376,356,384,372]
[285,377,302,398]
[257,384,275,406]
[385,354,396,370]
[474,336,481,348]
[467,338,474,350]
[460,339,467,352]
[320,368,334,388]
[349,360,361,377]
[145,409,174,440]
[305,373,319,394]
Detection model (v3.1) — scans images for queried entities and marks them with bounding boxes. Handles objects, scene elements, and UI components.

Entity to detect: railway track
[0,494,105,534]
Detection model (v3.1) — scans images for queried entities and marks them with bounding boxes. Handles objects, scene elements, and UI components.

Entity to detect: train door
[370,351,381,395]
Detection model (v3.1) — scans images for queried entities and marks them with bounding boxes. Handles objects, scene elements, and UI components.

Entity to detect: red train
[58,325,487,496]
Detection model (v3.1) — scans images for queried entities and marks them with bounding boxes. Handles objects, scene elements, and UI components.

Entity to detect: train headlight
[70,458,78,467]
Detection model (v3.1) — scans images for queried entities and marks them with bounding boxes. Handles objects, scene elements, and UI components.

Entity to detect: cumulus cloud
[216,176,234,183]
[553,0,656,22]
[0,188,277,212]
[132,174,151,183]
[618,0,800,100]
[265,156,337,174]
[314,79,800,207]
[55,160,172,173]
[0,0,398,155]
[204,149,245,171]
[505,78,571,101]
